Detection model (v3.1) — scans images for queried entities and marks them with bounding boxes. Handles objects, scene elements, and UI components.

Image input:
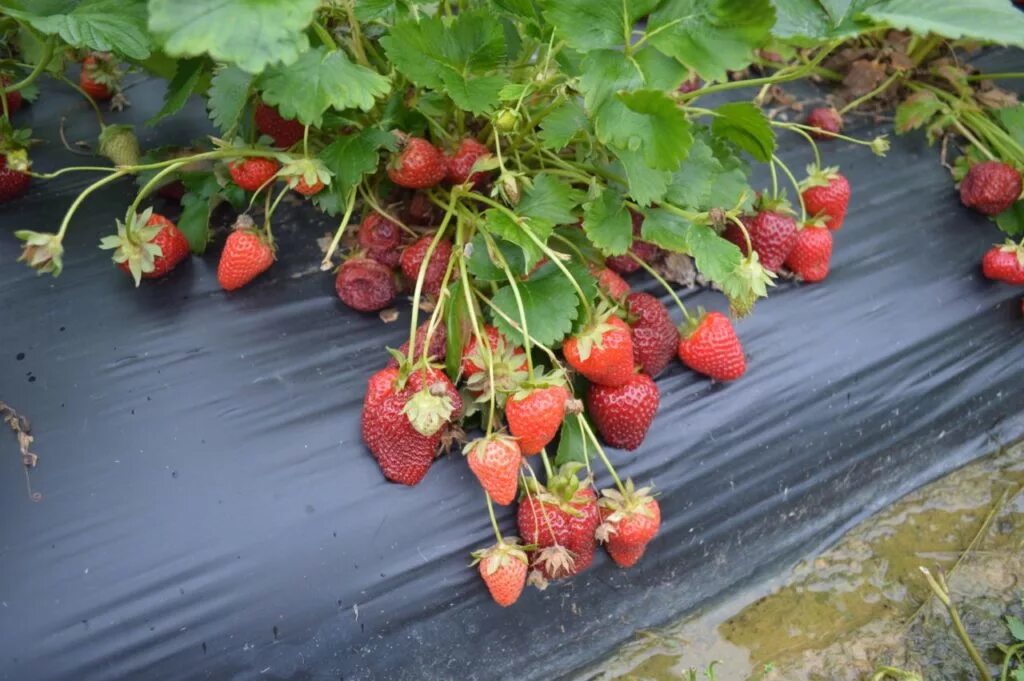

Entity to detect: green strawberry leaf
[613,89,693,171]
[583,187,632,256]
[640,207,691,253]
[996,201,1024,237]
[995,104,1024,148]
[641,208,745,291]
[539,0,660,51]
[177,173,222,254]
[4,0,151,59]
[554,413,589,466]
[467,232,526,281]
[381,11,506,114]
[1007,615,1024,642]
[894,91,944,134]
[711,101,775,163]
[770,0,875,40]
[13,26,65,75]
[645,0,775,83]
[490,260,594,347]
[553,225,604,264]
[666,133,752,211]
[481,209,553,272]
[861,0,1024,48]
[148,0,320,73]
[147,58,207,127]
[613,146,671,208]
[319,128,397,197]
[538,101,590,150]
[258,46,389,126]
[207,66,253,135]
[518,174,585,225]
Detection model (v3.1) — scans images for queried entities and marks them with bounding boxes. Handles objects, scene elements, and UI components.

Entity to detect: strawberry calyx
[995,239,1024,267]
[462,432,517,458]
[508,369,567,402]
[470,536,530,568]
[753,192,795,216]
[279,158,332,192]
[800,215,830,230]
[800,164,842,190]
[98,207,165,286]
[569,306,621,361]
[680,306,710,337]
[595,479,657,542]
[83,53,121,89]
[727,252,776,317]
[14,230,64,276]
[403,384,455,436]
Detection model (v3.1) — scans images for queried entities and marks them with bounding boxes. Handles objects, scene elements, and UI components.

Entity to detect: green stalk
[456,217,497,436]
[919,568,993,681]
[56,170,129,240]
[0,36,54,105]
[628,253,693,323]
[772,154,807,222]
[126,161,191,218]
[577,415,626,494]
[839,71,903,115]
[484,492,503,543]
[320,187,359,270]
[484,231,536,380]
[407,193,457,361]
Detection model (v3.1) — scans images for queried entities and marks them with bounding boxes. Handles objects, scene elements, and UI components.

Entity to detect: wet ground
[577,443,1024,680]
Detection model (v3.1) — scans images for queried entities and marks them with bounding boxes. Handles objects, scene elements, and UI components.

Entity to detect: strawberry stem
[56,169,129,240]
[771,153,807,222]
[727,214,754,256]
[484,492,504,543]
[473,289,563,368]
[839,70,902,115]
[359,183,417,237]
[539,449,554,479]
[782,122,821,169]
[408,193,457,368]
[769,156,779,197]
[321,187,358,270]
[483,230,536,381]
[577,414,626,494]
[127,160,190,219]
[627,252,694,324]
[263,184,291,244]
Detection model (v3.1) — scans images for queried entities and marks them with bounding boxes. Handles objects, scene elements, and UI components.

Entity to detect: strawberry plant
[0,0,1021,606]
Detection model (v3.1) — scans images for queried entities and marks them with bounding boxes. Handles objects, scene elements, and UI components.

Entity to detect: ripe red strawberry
[597,481,661,568]
[255,101,304,148]
[506,383,569,455]
[981,242,1024,284]
[587,373,660,451]
[960,161,1023,216]
[361,365,462,485]
[806,107,842,139]
[0,154,30,203]
[228,157,280,192]
[724,204,798,273]
[591,264,631,301]
[293,177,324,196]
[2,77,22,114]
[678,311,746,381]
[335,257,397,312]
[465,435,522,505]
[387,322,447,368]
[677,75,701,94]
[100,210,190,284]
[446,138,491,187]
[563,314,635,387]
[357,212,403,268]
[606,211,659,273]
[785,223,833,283]
[801,166,851,231]
[388,136,447,189]
[217,228,274,291]
[517,468,600,579]
[472,539,528,607]
[404,191,436,225]
[626,293,679,377]
[400,235,452,296]
[80,55,114,101]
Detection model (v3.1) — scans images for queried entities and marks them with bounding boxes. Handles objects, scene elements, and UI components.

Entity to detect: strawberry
[1,77,22,114]
[80,55,116,101]
[158,181,186,201]
[678,311,746,381]
[587,373,660,451]
[506,382,569,455]
[597,481,660,568]
[724,200,798,273]
[217,227,275,291]
[462,326,528,400]
[99,209,190,285]
[563,314,635,387]
[677,75,701,94]
[806,107,842,139]
[361,365,462,485]
[388,136,447,189]
[981,241,1024,284]
[472,539,528,607]
[357,212,403,268]
[800,165,850,231]
[255,101,304,148]
[294,177,324,196]
[228,157,280,192]
[335,257,397,312]
[404,191,436,225]
[462,325,526,378]
[464,434,522,505]
[386,322,447,368]
[591,264,631,301]
[606,211,659,274]
[446,138,492,187]
[626,293,679,377]
[517,466,600,579]
[960,161,1023,216]
[0,154,30,203]
[785,223,833,283]
[400,235,452,296]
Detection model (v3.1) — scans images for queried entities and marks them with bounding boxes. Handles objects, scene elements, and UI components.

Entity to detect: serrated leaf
[539,0,660,51]
[613,146,671,207]
[666,133,751,211]
[862,0,1024,48]
[894,91,944,134]
[148,58,206,126]
[207,66,253,135]
[641,208,743,288]
[6,0,151,59]
[481,209,553,272]
[646,0,775,82]
[14,26,65,75]
[555,414,588,466]
[996,201,1024,237]
[633,47,688,90]
[995,105,1024,148]
[518,174,585,225]
[467,233,525,281]
[490,260,593,347]
[771,0,874,39]
[178,189,216,254]
[711,102,775,162]
[381,11,506,114]
[583,188,632,256]
[607,89,692,171]
[148,0,319,73]
[1007,615,1024,641]
[258,47,389,126]
[640,208,690,252]
[319,128,396,196]
[539,101,590,150]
